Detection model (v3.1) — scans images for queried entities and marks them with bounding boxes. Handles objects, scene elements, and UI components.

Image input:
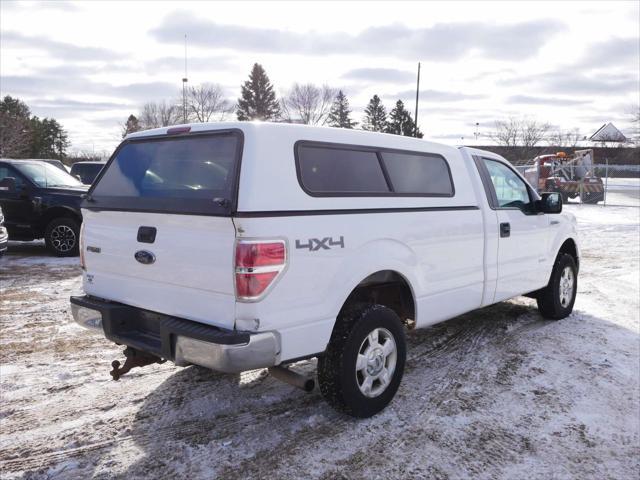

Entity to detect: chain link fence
[514,162,639,207]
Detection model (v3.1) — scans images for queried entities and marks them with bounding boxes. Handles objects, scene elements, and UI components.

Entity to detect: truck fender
[327,238,420,323]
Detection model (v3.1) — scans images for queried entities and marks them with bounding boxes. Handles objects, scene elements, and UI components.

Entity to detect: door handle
[550,220,560,225]
[500,222,511,238]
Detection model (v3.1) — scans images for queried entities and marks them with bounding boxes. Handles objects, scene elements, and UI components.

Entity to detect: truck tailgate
[82,209,236,329]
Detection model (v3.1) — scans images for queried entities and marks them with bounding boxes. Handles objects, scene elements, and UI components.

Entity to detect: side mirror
[0,177,16,192]
[537,192,562,214]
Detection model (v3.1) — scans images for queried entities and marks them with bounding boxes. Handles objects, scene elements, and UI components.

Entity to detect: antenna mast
[414,62,420,137]
[182,34,188,124]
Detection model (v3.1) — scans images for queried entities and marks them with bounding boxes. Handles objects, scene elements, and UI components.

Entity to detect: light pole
[182,34,188,124]
[414,62,420,137]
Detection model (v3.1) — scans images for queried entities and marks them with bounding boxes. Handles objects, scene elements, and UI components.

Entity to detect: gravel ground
[1,204,639,479]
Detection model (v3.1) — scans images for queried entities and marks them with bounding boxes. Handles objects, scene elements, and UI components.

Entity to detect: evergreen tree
[327,90,357,129]
[0,96,70,158]
[362,95,387,132]
[236,63,281,121]
[29,117,70,159]
[122,114,141,138]
[385,100,423,138]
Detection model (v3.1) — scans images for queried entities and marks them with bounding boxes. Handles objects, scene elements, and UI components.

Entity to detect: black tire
[537,253,577,320]
[582,191,604,204]
[317,303,406,418]
[44,217,80,257]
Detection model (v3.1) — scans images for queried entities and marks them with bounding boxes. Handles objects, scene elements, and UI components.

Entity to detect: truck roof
[125,121,458,155]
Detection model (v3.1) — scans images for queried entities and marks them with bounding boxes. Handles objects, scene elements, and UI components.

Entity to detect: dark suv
[0,159,88,256]
[70,161,106,185]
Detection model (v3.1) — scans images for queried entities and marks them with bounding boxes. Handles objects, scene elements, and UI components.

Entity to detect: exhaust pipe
[268,366,315,392]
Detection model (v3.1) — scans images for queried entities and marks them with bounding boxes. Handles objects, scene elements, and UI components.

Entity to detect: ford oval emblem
[134,250,155,265]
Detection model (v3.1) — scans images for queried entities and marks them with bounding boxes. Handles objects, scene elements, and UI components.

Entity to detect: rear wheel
[537,253,577,319]
[317,303,406,418]
[45,217,80,257]
[582,191,604,204]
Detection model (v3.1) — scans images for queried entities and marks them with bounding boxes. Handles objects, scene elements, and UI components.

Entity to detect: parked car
[71,122,579,417]
[39,158,69,174]
[0,159,88,256]
[0,206,7,256]
[70,161,106,185]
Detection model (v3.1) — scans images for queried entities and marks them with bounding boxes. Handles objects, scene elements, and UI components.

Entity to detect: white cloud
[0,0,637,151]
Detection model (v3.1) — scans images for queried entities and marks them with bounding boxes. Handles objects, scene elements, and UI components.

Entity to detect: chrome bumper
[71,298,279,374]
[71,302,103,330]
[174,332,279,373]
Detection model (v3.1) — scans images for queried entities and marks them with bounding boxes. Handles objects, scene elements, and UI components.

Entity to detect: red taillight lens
[235,242,285,268]
[235,272,278,298]
[166,126,191,135]
[235,240,286,300]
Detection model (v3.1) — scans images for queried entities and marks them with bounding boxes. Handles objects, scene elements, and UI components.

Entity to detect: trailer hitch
[110,347,166,380]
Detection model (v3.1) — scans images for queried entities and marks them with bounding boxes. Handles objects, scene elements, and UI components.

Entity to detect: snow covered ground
[1,205,638,479]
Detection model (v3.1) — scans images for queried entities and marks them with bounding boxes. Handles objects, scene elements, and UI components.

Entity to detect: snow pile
[0,204,638,479]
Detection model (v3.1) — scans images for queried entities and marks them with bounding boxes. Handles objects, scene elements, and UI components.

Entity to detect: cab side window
[0,165,25,189]
[483,159,532,212]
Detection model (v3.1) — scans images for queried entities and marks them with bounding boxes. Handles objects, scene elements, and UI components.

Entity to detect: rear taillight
[235,240,286,301]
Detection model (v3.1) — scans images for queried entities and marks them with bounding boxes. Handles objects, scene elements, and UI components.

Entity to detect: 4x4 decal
[295,236,345,251]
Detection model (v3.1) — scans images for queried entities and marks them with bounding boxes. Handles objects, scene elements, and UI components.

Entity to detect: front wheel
[317,304,406,418]
[44,217,80,257]
[537,253,577,319]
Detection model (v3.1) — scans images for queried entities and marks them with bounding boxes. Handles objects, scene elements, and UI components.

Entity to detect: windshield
[89,132,241,215]
[15,162,83,188]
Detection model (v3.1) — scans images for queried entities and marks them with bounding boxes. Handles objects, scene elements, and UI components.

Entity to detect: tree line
[0,96,70,159]
[122,63,422,138]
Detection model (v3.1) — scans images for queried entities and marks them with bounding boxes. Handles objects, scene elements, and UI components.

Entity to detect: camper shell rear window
[86,130,243,215]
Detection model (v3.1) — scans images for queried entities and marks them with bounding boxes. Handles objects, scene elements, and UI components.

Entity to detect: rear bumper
[70,295,279,373]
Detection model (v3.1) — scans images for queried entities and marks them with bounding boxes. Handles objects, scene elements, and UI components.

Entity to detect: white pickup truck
[71,122,579,417]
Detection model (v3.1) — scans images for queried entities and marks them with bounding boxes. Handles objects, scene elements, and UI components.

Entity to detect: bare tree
[548,128,582,148]
[631,105,640,146]
[0,96,32,158]
[488,118,520,147]
[489,117,551,158]
[0,112,31,158]
[139,100,181,129]
[187,83,232,122]
[520,119,550,155]
[281,83,336,125]
[67,149,107,163]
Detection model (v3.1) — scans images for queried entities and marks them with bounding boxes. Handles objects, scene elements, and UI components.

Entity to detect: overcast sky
[1,0,638,153]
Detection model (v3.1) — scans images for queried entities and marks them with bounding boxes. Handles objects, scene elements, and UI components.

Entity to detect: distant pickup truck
[71,123,579,417]
[0,159,87,256]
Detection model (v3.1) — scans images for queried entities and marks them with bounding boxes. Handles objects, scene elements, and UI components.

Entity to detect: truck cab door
[0,164,36,238]
[475,157,549,303]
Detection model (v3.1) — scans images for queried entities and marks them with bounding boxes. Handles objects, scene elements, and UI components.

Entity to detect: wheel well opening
[37,208,81,236]
[559,238,578,271]
[342,270,416,329]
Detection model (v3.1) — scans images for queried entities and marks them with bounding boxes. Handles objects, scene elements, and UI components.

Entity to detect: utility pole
[182,34,188,124]
[414,62,420,137]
